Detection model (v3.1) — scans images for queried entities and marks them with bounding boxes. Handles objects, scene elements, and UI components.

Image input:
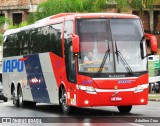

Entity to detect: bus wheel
[12,87,19,107]
[18,86,24,108]
[117,105,132,113]
[60,87,71,114]
[3,99,8,102]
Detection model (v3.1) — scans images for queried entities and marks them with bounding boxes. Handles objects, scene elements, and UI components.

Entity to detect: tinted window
[3,23,63,57]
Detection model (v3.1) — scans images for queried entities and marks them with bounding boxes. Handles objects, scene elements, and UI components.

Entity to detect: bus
[2,13,157,114]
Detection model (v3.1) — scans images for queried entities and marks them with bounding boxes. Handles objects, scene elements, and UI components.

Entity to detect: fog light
[84,100,89,105]
[140,99,144,103]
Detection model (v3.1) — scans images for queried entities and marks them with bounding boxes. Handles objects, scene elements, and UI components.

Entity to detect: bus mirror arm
[145,33,157,54]
[71,34,80,53]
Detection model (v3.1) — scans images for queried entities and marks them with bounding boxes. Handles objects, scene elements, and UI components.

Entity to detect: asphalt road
[0,100,159,126]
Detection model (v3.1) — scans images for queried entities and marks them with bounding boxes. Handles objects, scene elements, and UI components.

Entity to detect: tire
[60,87,72,115]
[12,87,19,107]
[117,105,132,113]
[18,86,25,108]
[3,99,8,102]
[13,98,19,107]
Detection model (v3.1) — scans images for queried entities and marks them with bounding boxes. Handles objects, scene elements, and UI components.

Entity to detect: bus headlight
[77,85,86,91]
[86,86,96,92]
[77,85,96,92]
[134,85,144,93]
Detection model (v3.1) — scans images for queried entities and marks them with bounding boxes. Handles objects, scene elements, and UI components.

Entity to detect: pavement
[148,93,160,102]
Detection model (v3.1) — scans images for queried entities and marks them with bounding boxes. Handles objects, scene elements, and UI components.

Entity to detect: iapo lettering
[3,59,24,72]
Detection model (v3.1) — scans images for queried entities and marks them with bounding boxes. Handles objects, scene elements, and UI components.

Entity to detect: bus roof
[4,13,139,36]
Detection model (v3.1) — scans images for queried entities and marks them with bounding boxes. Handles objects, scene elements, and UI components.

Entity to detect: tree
[28,0,106,23]
[0,17,11,45]
[106,0,154,33]
[106,0,154,17]
[131,0,154,18]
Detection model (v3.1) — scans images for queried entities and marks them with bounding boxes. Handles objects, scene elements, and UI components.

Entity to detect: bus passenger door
[64,20,77,105]
[64,20,76,83]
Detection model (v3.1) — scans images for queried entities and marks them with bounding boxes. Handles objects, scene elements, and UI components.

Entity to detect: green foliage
[116,0,131,12]
[0,33,3,45]
[0,17,12,29]
[9,21,29,29]
[106,0,154,13]
[33,0,106,21]
[132,0,154,10]
[0,17,12,45]
[27,13,36,24]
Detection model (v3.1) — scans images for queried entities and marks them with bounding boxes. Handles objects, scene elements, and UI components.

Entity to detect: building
[0,0,46,28]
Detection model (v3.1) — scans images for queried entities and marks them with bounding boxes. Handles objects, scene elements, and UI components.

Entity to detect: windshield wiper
[97,41,110,75]
[115,41,133,75]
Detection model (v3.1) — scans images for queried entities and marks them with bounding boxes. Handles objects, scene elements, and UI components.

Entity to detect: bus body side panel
[38,53,59,104]
[23,54,50,103]
[2,56,33,101]
[23,53,60,104]
[3,53,60,104]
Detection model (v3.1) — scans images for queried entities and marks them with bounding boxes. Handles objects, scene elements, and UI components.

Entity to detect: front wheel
[60,87,73,114]
[117,105,132,113]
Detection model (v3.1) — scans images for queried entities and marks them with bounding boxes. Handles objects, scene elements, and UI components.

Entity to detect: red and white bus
[2,13,157,114]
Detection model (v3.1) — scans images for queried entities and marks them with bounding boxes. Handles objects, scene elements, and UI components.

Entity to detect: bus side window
[30,30,35,54]
[3,36,8,57]
[42,26,50,53]
[32,29,39,54]
[24,31,29,48]
[8,35,15,56]
[50,23,63,57]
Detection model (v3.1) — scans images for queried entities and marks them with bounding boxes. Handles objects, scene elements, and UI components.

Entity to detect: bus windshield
[77,18,147,74]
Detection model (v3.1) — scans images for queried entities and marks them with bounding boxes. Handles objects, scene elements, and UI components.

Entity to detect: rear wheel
[117,105,132,113]
[12,87,19,107]
[18,86,24,108]
[3,99,8,102]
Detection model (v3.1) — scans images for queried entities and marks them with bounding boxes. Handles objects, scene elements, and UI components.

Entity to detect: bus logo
[3,57,27,73]
[118,80,131,84]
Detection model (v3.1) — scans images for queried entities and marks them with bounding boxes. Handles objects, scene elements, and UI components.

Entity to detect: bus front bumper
[74,84,149,107]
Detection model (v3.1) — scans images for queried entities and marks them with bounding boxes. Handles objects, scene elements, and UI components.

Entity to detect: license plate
[111,97,122,101]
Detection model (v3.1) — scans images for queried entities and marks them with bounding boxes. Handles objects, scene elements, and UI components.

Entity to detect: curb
[148,98,160,102]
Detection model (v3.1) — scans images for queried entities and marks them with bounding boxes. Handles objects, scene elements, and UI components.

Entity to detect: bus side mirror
[71,34,80,53]
[145,33,157,54]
